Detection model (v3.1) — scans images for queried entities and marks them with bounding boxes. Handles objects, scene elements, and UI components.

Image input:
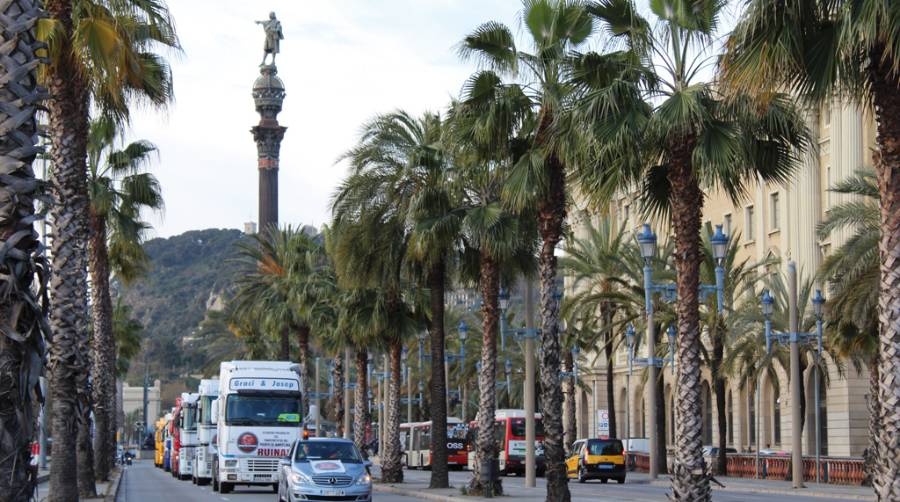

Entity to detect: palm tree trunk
[666,140,710,501]
[469,255,502,495]
[88,211,116,480]
[45,0,94,498]
[333,353,345,437]
[537,152,570,502]
[77,404,97,498]
[864,352,879,486]
[869,44,900,502]
[297,325,310,417]
[353,348,369,452]
[427,262,449,489]
[0,1,47,500]
[713,324,727,476]
[381,336,404,483]
[563,349,576,449]
[603,306,617,439]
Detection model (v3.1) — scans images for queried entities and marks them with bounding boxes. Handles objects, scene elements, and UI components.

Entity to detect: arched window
[670,397,675,445]
[639,397,646,437]
[749,387,756,447]
[818,371,828,455]
[773,394,782,445]
[727,390,733,445]
[702,382,712,444]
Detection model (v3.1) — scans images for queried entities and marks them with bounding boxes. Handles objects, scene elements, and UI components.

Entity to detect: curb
[648,479,874,501]
[104,467,124,502]
[374,484,464,502]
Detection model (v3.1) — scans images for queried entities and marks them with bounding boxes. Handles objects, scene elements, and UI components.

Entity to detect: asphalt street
[399,467,860,502]
[112,459,421,502]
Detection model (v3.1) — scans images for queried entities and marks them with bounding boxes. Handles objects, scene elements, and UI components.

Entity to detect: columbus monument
[252,12,286,234]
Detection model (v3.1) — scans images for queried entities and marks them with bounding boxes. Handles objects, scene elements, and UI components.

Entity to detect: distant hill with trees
[122,228,248,386]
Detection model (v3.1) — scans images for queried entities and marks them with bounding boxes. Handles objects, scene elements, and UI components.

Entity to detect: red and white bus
[466,409,545,476]
[401,418,468,469]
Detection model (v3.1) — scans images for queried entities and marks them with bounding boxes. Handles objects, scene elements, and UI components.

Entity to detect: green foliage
[121,228,248,385]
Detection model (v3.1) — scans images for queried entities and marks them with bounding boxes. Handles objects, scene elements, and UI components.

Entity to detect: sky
[126,0,523,238]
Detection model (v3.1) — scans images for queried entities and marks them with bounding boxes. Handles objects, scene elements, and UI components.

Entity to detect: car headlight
[290,471,314,486]
[224,460,238,468]
[355,473,372,486]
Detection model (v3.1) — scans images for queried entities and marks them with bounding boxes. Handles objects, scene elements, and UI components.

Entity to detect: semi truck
[192,379,219,485]
[211,361,303,494]
[174,392,199,480]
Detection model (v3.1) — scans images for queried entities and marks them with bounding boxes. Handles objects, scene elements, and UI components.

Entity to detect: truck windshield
[183,406,196,430]
[225,395,300,426]
[200,396,214,424]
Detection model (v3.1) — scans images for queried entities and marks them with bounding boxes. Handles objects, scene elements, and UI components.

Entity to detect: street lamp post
[458,321,468,421]
[625,324,634,449]
[499,288,509,352]
[636,223,728,478]
[403,347,411,441]
[504,359,512,406]
[760,264,825,488]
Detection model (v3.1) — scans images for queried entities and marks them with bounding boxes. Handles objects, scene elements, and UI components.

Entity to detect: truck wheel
[219,482,232,494]
[212,465,219,492]
[272,483,278,493]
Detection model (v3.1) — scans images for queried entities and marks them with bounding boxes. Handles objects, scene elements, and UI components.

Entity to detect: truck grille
[247,459,279,472]
[312,475,353,487]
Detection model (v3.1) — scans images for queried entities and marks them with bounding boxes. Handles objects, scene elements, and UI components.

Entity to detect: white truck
[211,361,303,494]
[192,379,218,485]
[176,392,199,480]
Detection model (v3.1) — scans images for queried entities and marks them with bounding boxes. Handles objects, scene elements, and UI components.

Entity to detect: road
[398,468,859,502]
[113,459,420,502]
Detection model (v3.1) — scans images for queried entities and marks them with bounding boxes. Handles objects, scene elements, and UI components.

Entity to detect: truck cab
[211,361,304,494]
[175,392,199,480]
[193,379,219,485]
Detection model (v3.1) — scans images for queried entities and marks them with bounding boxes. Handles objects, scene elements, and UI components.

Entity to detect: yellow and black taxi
[565,438,626,484]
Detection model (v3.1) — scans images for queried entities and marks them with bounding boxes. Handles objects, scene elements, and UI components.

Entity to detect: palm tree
[447,73,537,495]
[0,2,51,500]
[334,110,453,484]
[39,0,178,495]
[85,115,162,480]
[721,2,899,495]
[457,3,649,496]
[816,168,880,483]
[583,1,810,497]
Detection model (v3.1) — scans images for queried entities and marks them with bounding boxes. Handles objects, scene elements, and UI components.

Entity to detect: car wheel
[577,467,586,483]
[220,482,232,494]
[272,483,279,493]
[600,477,608,484]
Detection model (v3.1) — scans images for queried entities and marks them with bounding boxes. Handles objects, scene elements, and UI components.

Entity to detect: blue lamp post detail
[499,288,510,351]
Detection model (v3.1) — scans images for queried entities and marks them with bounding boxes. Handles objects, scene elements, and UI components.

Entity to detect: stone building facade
[568,100,876,458]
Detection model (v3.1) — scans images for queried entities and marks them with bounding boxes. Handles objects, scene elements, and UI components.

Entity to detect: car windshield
[509,418,544,438]
[587,439,623,456]
[225,395,300,426]
[294,442,362,463]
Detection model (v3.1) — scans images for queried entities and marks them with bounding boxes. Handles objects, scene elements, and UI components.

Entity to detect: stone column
[251,64,287,234]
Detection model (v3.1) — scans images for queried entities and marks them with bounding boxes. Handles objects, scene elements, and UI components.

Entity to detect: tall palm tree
[721,2,899,496]
[458,2,648,496]
[816,168,880,483]
[447,72,536,495]
[0,2,51,500]
[334,110,451,484]
[39,0,178,494]
[584,1,809,497]
[85,115,162,480]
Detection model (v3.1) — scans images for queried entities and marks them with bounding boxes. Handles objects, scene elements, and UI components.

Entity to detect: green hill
[122,228,248,386]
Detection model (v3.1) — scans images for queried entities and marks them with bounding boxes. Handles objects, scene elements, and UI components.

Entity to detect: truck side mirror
[210,399,219,424]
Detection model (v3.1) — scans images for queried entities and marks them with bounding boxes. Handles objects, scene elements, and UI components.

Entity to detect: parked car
[703,446,738,457]
[565,438,626,484]
[277,438,372,502]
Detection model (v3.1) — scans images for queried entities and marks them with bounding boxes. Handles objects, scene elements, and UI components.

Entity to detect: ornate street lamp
[637,224,657,260]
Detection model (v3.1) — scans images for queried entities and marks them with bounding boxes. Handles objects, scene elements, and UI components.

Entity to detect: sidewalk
[637,472,875,501]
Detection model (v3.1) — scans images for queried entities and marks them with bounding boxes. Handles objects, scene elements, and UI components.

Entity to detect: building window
[770,193,780,231]
[749,388,756,446]
[702,383,712,445]
[745,205,755,241]
[727,391,733,445]
[773,395,782,445]
[819,372,828,455]
[724,214,732,236]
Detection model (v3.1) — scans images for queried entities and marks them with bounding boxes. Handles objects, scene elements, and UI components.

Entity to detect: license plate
[598,464,614,470]
[322,489,344,496]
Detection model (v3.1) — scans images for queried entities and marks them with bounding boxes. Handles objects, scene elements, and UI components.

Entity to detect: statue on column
[256,11,284,66]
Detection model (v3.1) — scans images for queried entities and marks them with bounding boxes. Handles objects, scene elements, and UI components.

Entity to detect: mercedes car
[277,438,372,502]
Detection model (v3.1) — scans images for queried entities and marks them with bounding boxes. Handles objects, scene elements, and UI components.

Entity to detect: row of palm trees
[224,1,898,501]
[0,0,176,500]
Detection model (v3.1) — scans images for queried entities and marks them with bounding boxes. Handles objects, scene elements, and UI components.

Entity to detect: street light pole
[344,348,352,439]
[625,325,635,454]
[637,225,659,479]
[812,289,824,483]
[458,321,468,422]
[315,357,321,437]
[524,279,536,488]
[788,262,804,489]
